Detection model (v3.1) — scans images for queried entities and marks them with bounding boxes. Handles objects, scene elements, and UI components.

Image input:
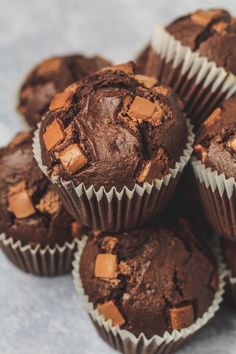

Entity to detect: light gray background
[1,0,236,353]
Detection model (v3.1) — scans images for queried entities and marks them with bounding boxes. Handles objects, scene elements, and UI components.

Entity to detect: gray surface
[1,0,236,353]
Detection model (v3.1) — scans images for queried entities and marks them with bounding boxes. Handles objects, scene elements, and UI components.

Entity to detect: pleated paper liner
[72,237,226,354]
[192,159,236,240]
[0,233,78,276]
[142,26,236,127]
[33,120,194,232]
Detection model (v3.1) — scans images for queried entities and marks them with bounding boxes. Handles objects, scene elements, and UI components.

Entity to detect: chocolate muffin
[136,9,236,128]
[18,54,111,127]
[192,97,236,239]
[194,97,236,179]
[166,9,236,72]
[39,62,188,191]
[79,220,218,338]
[0,131,78,247]
[137,9,236,75]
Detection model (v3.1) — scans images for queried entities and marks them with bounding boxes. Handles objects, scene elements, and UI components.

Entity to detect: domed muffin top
[0,132,80,246]
[194,97,236,179]
[39,62,188,190]
[18,54,111,127]
[166,8,236,74]
[79,220,218,338]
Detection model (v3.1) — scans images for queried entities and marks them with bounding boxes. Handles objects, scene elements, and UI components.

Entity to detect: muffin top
[18,54,111,127]
[166,9,236,74]
[79,220,218,338]
[0,132,81,247]
[222,239,236,276]
[194,97,236,179]
[39,62,188,191]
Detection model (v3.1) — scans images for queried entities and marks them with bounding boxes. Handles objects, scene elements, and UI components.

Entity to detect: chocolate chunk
[203,107,222,128]
[95,254,117,279]
[43,119,65,151]
[9,132,31,148]
[49,90,73,111]
[8,182,35,219]
[118,261,131,275]
[152,104,163,122]
[128,96,156,120]
[134,74,157,88]
[170,304,194,330]
[136,160,161,183]
[191,9,223,26]
[97,301,125,326]
[213,21,228,33]
[35,187,60,215]
[228,135,236,152]
[152,85,170,97]
[36,58,62,75]
[100,236,118,253]
[137,147,169,183]
[59,144,88,174]
[106,62,134,75]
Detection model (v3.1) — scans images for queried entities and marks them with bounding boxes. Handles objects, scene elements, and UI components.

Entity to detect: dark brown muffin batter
[194,97,236,179]
[79,220,218,338]
[39,62,188,190]
[18,54,111,127]
[0,132,81,246]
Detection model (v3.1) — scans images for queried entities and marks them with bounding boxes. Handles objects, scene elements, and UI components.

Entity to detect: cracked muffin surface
[79,220,218,338]
[39,62,188,191]
[0,132,82,246]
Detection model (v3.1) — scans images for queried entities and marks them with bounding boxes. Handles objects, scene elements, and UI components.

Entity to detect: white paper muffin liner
[0,233,78,276]
[72,237,226,354]
[33,120,194,232]
[144,26,236,127]
[192,159,236,240]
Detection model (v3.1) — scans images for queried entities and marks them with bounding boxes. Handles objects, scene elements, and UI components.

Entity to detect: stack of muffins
[1,7,236,354]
